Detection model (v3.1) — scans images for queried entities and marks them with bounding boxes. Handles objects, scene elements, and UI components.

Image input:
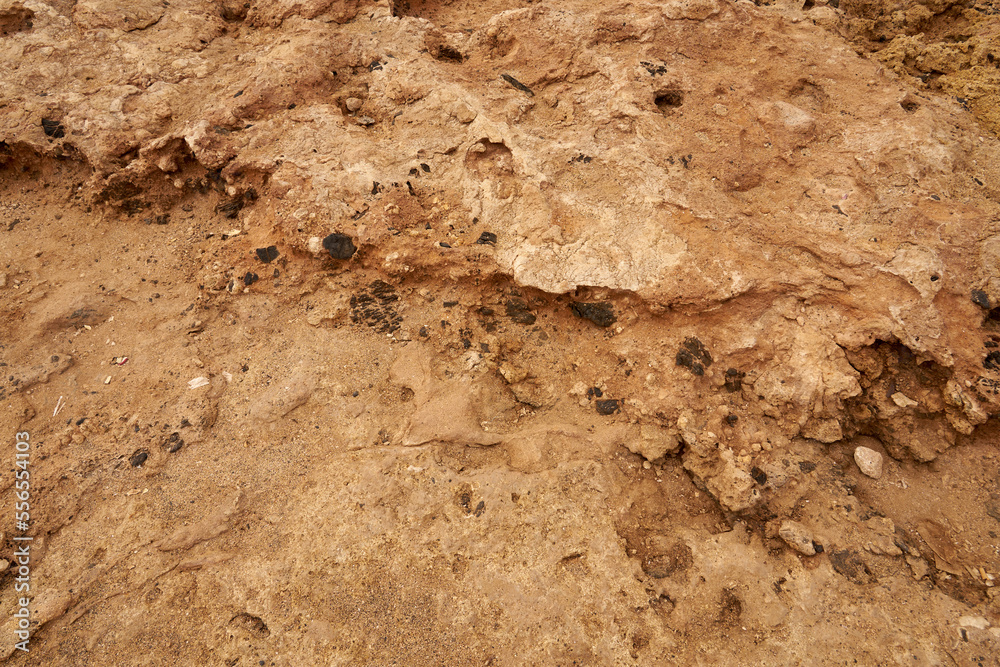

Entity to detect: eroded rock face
[3,0,1000,513]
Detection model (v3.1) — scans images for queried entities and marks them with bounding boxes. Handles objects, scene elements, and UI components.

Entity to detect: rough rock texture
[2,0,1000,663]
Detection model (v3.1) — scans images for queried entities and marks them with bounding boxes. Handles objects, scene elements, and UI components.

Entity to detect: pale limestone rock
[854,446,884,479]
[625,424,680,462]
[779,520,817,556]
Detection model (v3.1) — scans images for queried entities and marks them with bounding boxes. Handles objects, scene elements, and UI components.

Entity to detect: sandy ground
[2,0,1000,664]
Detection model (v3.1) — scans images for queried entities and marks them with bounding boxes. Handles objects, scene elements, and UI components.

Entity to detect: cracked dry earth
[3,0,1000,664]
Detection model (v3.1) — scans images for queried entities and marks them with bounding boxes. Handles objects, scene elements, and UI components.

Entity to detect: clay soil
[2,0,1000,665]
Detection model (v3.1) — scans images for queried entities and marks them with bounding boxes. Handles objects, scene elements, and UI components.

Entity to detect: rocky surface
[1,0,1000,663]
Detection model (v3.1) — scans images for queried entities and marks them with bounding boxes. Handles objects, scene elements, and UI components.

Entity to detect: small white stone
[959,615,990,630]
[891,392,919,408]
[345,97,363,112]
[188,376,210,390]
[854,446,883,479]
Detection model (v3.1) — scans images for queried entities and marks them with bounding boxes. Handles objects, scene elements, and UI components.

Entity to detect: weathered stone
[779,520,817,556]
[854,446,884,479]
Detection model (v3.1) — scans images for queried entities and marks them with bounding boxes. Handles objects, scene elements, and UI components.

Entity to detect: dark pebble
[725,414,738,426]
[165,432,184,453]
[595,399,620,415]
[813,542,824,554]
[256,245,279,263]
[586,386,603,399]
[129,450,148,467]
[243,272,259,286]
[798,460,816,473]
[675,349,702,375]
[439,242,452,248]
[41,118,65,138]
[676,337,712,375]
[322,233,357,260]
[972,289,991,309]
[476,232,498,246]
[750,466,767,485]
[505,299,536,325]
[724,368,744,393]
[570,302,616,328]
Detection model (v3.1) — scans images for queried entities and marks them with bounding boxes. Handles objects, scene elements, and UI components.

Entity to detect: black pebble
[129,450,148,467]
[813,542,824,554]
[724,368,744,393]
[570,302,617,328]
[595,399,620,415]
[505,299,536,325]
[165,432,184,453]
[323,233,357,260]
[750,466,767,485]
[256,245,279,263]
[243,272,259,286]
[476,232,498,246]
[439,242,452,248]
[41,118,64,138]
[972,289,991,309]
[676,337,712,376]
[725,414,738,426]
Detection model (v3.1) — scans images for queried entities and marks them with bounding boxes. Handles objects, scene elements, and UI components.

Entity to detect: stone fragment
[891,392,919,408]
[345,97,363,112]
[625,424,680,461]
[256,245,279,263]
[854,446,883,479]
[570,301,616,327]
[595,399,620,415]
[778,520,817,556]
[958,616,990,630]
[454,104,476,123]
[323,233,357,259]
